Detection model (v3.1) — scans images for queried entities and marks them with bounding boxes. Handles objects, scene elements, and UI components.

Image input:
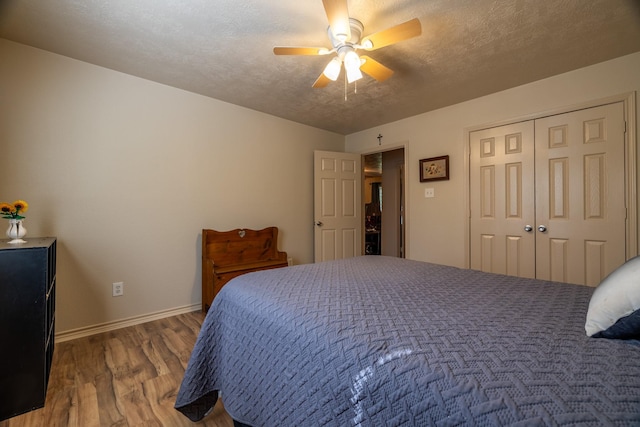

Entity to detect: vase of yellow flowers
[1,200,29,244]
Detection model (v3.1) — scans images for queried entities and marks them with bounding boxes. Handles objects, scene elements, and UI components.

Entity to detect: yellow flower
[1,200,28,219]
[0,203,13,215]
[13,200,28,214]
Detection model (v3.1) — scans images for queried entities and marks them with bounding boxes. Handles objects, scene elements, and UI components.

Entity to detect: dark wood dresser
[0,237,57,421]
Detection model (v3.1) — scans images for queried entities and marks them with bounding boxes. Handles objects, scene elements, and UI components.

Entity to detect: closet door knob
[524,225,533,232]
[314,221,323,227]
[538,225,547,232]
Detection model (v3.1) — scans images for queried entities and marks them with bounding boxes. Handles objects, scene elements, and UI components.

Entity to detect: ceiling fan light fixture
[273,2,422,89]
[344,50,362,83]
[346,67,363,84]
[323,57,342,81]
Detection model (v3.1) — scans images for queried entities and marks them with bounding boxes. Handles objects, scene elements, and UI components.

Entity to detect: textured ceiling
[1,0,639,135]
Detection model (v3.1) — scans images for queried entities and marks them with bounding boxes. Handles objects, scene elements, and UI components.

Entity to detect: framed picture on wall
[419,155,449,182]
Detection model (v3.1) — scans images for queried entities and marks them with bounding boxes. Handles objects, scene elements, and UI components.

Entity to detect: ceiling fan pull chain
[344,72,348,101]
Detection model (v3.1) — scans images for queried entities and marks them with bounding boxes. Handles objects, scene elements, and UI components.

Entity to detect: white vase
[6,219,27,244]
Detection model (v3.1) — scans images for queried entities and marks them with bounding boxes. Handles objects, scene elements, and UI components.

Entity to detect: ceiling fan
[273,0,422,88]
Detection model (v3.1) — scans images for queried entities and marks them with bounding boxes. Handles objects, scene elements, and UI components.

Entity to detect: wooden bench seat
[201,227,288,312]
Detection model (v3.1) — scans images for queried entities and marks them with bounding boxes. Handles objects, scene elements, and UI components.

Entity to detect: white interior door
[469,121,536,278]
[535,102,626,285]
[314,150,362,262]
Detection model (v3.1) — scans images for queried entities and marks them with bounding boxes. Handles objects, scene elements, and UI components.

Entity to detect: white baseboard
[55,303,202,343]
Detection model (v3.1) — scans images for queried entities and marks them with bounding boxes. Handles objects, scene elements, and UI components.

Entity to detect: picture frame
[419,155,449,182]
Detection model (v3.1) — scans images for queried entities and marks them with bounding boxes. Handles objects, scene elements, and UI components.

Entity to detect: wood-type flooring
[0,311,233,427]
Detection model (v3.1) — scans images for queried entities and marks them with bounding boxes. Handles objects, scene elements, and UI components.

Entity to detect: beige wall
[346,52,640,268]
[0,39,344,333]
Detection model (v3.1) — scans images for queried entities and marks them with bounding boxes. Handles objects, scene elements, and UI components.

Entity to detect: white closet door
[469,121,536,278]
[470,102,627,286]
[535,102,626,286]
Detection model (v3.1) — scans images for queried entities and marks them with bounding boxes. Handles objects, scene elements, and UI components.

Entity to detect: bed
[175,256,640,425]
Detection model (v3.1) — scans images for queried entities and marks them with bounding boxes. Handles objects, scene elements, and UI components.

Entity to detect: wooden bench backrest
[202,227,284,268]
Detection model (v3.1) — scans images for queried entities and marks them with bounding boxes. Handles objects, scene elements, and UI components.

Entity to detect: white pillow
[585,255,640,338]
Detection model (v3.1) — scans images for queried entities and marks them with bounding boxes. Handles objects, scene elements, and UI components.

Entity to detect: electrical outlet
[112,282,124,297]
[424,188,435,198]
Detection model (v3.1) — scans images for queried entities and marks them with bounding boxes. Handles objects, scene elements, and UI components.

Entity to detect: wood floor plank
[72,336,108,386]
[94,371,127,426]
[148,331,186,378]
[45,386,76,426]
[144,374,198,427]
[48,342,76,390]
[109,343,158,398]
[76,382,101,427]
[140,338,171,378]
[118,383,161,426]
[158,328,194,370]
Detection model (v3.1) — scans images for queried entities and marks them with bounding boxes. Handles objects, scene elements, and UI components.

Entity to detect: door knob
[538,225,547,232]
[314,221,323,227]
[524,225,533,232]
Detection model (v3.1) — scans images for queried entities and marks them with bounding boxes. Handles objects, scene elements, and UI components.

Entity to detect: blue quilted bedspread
[175,256,640,426]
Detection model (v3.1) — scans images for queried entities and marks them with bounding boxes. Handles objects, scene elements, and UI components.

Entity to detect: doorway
[363,148,405,257]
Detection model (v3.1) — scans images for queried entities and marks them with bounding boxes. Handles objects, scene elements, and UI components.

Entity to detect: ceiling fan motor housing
[328,18,364,48]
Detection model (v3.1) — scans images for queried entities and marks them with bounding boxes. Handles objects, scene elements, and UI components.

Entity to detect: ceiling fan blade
[322,0,351,41]
[312,73,332,88]
[273,47,328,56]
[359,56,394,82]
[361,18,422,50]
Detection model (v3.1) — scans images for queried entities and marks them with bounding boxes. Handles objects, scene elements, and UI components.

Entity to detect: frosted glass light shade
[323,58,341,81]
[344,50,363,83]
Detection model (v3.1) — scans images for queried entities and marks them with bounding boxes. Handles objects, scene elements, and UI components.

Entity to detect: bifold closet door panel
[535,102,626,286]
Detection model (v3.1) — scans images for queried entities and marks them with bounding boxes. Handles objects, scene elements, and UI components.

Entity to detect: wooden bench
[201,227,288,312]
